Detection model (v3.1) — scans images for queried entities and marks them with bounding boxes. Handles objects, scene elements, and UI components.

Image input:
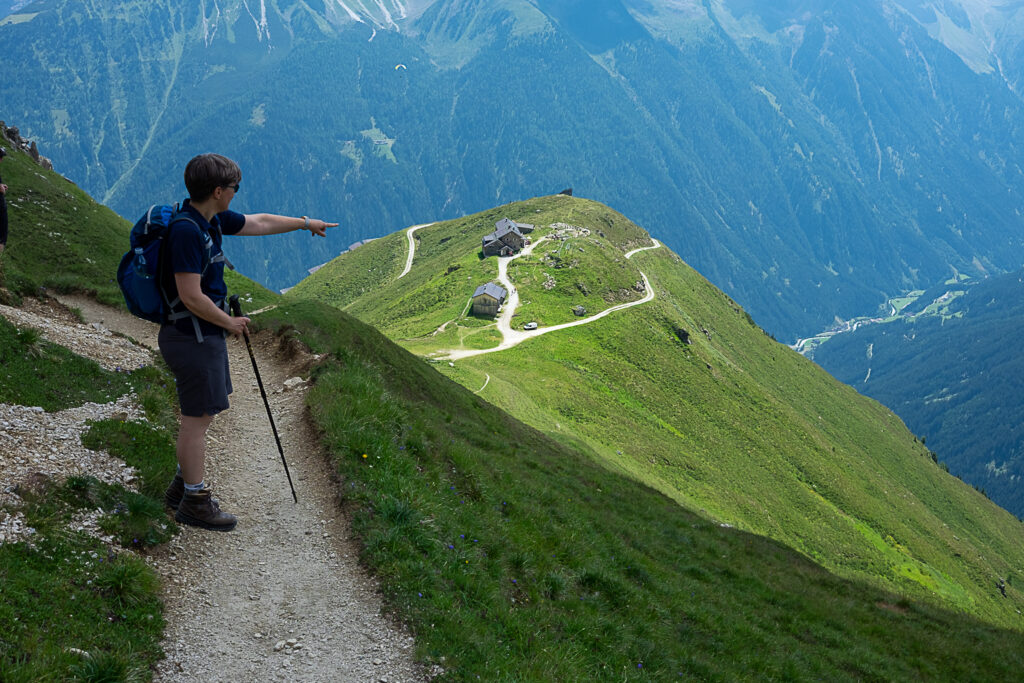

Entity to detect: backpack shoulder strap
[161,209,231,343]
[158,210,208,340]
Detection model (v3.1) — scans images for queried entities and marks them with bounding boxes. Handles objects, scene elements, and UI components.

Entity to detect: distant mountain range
[811,268,1024,518]
[3,0,1024,341]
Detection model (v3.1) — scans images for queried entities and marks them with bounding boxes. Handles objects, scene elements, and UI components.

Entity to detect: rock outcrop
[0,121,53,171]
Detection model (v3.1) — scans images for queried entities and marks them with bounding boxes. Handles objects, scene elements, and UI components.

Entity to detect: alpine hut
[482,220,527,256]
[471,282,507,317]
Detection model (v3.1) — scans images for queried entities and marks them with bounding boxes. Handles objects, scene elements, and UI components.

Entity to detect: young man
[161,153,337,531]
[0,146,9,257]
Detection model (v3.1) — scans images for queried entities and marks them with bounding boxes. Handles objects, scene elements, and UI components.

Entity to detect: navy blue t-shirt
[164,199,245,337]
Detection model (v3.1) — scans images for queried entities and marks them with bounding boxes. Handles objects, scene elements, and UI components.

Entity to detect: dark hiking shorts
[158,324,232,417]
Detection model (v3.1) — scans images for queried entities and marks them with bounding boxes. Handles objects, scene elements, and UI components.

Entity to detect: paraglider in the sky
[395,64,407,70]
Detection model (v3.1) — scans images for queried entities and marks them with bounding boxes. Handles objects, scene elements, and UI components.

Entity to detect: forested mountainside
[813,269,1024,519]
[3,0,1023,342]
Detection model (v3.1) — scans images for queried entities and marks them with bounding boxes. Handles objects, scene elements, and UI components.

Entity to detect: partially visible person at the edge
[161,153,337,531]
[0,147,9,258]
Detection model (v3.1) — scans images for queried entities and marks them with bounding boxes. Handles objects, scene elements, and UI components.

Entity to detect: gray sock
[184,480,205,494]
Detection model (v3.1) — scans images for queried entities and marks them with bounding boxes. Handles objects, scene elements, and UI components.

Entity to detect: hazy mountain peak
[191,0,437,48]
[890,0,1001,74]
[411,0,552,67]
[325,0,435,29]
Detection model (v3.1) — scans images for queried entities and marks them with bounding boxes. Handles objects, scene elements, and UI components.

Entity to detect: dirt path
[59,296,427,683]
[398,223,435,279]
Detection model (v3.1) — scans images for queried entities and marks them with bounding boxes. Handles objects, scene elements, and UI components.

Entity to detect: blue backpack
[116,204,227,341]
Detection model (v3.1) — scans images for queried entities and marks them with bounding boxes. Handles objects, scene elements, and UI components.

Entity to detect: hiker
[0,147,8,257]
[161,152,337,531]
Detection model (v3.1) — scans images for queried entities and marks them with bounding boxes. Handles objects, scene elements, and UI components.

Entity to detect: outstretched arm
[236,213,338,237]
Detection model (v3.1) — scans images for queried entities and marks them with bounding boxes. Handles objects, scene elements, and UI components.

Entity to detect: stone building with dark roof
[482,218,533,256]
[494,217,535,234]
[482,223,525,256]
[471,282,507,317]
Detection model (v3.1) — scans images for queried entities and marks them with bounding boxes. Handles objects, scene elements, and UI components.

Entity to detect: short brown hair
[184,153,241,201]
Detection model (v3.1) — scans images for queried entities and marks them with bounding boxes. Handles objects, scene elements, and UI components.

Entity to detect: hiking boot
[165,475,219,511]
[174,489,237,532]
[164,474,185,509]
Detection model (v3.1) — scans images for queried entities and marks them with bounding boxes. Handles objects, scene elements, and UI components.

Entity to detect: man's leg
[173,412,237,531]
[177,413,214,485]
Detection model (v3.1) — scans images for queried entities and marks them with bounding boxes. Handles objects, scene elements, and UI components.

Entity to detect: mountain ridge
[290,193,1024,629]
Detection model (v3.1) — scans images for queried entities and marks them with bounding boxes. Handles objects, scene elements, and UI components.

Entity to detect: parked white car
[523,322,538,330]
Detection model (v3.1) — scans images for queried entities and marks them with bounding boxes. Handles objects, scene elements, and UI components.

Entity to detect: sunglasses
[223,183,240,193]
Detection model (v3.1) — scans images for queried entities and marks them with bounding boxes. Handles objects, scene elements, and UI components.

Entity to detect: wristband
[302,215,310,229]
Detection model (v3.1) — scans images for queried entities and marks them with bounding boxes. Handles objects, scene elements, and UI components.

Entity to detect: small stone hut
[471,282,507,317]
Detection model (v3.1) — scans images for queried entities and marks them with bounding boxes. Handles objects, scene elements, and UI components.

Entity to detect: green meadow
[300,194,1024,631]
[254,299,1024,680]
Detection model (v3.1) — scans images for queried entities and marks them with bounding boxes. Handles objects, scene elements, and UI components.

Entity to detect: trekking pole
[229,295,298,503]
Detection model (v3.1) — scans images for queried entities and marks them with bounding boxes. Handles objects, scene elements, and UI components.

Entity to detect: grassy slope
[290,195,1024,630]
[0,142,126,305]
[0,155,175,678]
[258,299,1024,680]
[459,248,1024,625]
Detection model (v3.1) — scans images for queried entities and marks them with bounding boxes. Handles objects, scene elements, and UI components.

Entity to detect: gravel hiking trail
[59,296,428,683]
